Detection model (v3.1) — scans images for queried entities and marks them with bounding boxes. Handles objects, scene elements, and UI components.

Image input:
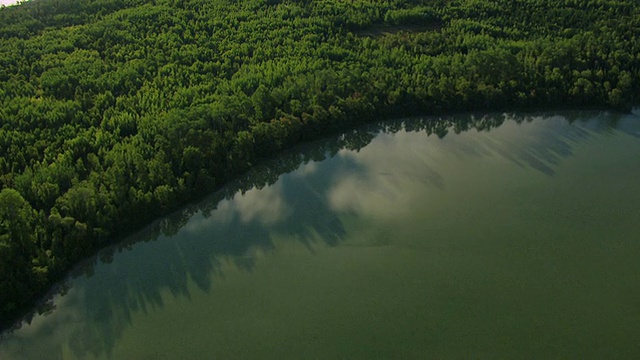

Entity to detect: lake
[1,110,640,358]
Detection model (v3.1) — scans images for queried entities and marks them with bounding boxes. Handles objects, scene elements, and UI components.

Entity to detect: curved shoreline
[1,0,639,331]
[2,106,638,334]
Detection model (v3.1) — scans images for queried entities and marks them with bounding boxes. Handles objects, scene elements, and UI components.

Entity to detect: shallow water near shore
[2,110,640,358]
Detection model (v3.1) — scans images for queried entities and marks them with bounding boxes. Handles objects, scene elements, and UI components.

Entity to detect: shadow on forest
[3,109,639,359]
[353,21,444,37]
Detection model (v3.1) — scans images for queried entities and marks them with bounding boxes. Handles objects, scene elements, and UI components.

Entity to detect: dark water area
[1,110,640,358]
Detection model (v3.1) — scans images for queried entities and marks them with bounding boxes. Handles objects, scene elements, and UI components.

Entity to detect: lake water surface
[1,111,640,358]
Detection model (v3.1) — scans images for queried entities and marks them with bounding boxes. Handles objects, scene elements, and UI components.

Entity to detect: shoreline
[1,104,637,334]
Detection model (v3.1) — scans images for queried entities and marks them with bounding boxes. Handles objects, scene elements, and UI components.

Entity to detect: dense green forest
[0,0,639,327]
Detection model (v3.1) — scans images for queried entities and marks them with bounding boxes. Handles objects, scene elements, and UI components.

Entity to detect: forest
[0,0,639,327]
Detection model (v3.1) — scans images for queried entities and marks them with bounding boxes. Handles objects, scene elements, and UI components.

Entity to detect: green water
[2,111,640,358]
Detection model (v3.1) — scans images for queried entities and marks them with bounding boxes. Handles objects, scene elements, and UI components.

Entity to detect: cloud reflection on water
[203,181,291,228]
[326,112,604,219]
